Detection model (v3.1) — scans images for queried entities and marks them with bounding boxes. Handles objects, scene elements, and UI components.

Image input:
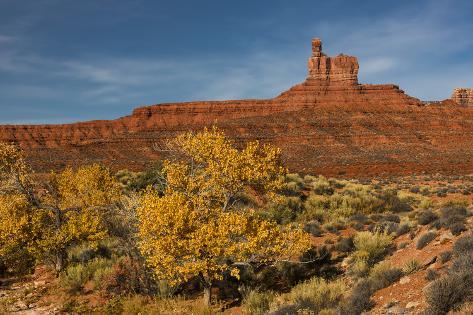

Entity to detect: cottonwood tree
[137,127,311,306]
[0,142,122,272]
[0,194,36,273]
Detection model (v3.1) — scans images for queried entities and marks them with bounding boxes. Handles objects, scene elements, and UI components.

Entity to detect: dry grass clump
[402,259,421,274]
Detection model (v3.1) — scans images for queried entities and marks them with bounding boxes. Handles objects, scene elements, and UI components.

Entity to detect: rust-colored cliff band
[1,38,473,177]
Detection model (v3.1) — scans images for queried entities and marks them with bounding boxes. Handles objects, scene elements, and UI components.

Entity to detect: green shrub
[265,196,303,224]
[417,210,438,225]
[125,162,166,193]
[396,223,411,236]
[303,221,323,237]
[369,261,403,290]
[340,279,374,315]
[416,232,437,249]
[60,264,90,293]
[242,290,275,315]
[439,251,452,264]
[300,194,329,223]
[383,214,400,223]
[439,205,468,235]
[398,241,408,249]
[426,269,439,281]
[449,222,466,236]
[353,231,393,265]
[284,173,305,195]
[334,237,354,253]
[119,295,200,315]
[451,253,473,274]
[425,273,473,314]
[350,260,370,278]
[60,257,114,293]
[280,277,346,313]
[453,235,473,257]
[308,176,334,195]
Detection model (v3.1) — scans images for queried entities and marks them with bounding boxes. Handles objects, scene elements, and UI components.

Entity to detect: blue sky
[1,0,472,124]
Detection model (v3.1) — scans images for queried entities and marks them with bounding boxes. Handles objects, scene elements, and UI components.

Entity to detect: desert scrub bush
[402,259,421,274]
[452,235,473,257]
[439,251,452,264]
[425,272,473,314]
[283,173,305,195]
[123,162,166,193]
[350,260,370,278]
[439,204,468,235]
[60,257,114,293]
[396,223,411,236]
[334,236,354,253]
[417,210,438,225]
[242,290,275,315]
[353,231,394,265]
[382,213,400,223]
[397,241,408,249]
[370,221,398,235]
[419,197,433,209]
[264,196,303,224]
[117,295,205,315]
[303,221,323,237]
[349,213,369,224]
[449,222,466,236]
[307,175,334,195]
[339,279,374,315]
[426,269,439,281]
[101,256,153,295]
[369,261,403,290]
[451,252,473,274]
[60,264,90,293]
[349,221,364,231]
[272,277,346,314]
[416,231,437,249]
[323,223,339,234]
[300,194,329,223]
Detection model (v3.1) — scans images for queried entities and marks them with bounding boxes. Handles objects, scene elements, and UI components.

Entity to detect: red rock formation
[1,38,473,177]
[452,88,473,107]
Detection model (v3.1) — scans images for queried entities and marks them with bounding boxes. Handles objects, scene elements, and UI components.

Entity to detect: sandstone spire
[307,38,359,85]
[452,88,473,107]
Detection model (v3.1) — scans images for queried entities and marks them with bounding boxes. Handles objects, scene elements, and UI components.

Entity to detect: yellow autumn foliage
[0,142,122,271]
[33,164,122,270]
[137,127,311,302]
[0,194,35,269]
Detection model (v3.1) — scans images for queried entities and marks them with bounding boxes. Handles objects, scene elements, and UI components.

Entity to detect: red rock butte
[1,38,473,177]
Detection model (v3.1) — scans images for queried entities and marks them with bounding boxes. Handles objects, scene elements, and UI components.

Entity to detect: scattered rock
[341,256,351,269]
[405,301,420,309]
[399,276,411,285]
[423,256,437,268]
[385,306,409,314]
[12,300,29,311]
[439,232,454,243]
[34,280,46,287]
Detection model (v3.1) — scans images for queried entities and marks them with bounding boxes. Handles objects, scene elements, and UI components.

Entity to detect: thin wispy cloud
[0,0,472,123]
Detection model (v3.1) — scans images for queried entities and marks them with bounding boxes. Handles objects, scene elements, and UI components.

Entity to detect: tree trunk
[203,284,212,307]
[55,251,65,274]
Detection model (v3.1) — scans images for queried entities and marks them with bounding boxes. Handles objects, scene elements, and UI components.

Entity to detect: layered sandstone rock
[452,88,473,107]
[307,38,359,85]
[1,38,473,177]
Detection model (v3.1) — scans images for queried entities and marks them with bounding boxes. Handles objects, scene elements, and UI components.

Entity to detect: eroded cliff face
[1,38,473,177]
